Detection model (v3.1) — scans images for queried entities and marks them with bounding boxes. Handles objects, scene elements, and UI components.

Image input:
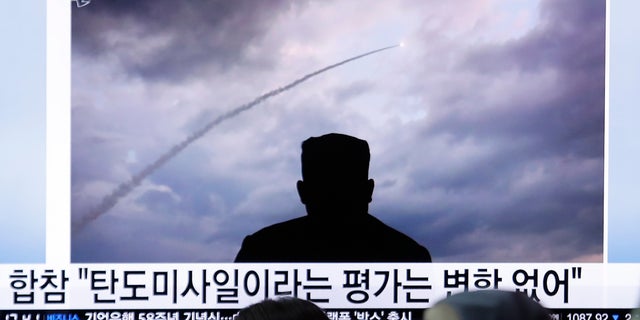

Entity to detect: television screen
[2,0,639,319]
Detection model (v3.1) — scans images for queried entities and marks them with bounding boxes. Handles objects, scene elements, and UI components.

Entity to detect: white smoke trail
[74,44,399,232]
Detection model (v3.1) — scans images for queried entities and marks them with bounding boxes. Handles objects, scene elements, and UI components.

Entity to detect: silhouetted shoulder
[234,217,317,262]
[235,214,431,262]
[360,214,432,262]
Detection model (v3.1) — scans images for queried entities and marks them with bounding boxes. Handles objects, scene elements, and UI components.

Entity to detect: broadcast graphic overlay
[4,0,639,319]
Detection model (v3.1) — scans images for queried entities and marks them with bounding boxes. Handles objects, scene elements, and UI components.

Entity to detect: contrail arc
[74,44,399,232]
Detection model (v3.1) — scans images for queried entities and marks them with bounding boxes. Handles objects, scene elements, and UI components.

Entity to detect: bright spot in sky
[126,150,138,164]
[399,41,405,47]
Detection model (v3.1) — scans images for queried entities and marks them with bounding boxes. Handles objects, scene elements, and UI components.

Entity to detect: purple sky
[71,0,605,262]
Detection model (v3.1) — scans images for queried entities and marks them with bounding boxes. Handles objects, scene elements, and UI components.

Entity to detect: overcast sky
[71,0,605,262]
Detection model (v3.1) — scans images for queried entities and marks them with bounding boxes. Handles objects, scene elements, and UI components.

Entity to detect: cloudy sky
[71,0,605,262]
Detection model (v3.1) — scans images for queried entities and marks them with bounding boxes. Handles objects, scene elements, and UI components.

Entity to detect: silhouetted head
[296,133,375,219]
[424,290,550,320]
[236,297,329,320]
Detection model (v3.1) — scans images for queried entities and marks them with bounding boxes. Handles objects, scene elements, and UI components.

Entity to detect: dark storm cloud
[72,0,291,81]
[400,0,605,261]
[457,0,605,160]
[71,0,605,262]
[463,0,605,74]
[332,80,377,104]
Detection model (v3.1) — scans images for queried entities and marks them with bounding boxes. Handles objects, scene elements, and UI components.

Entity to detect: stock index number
[565,313,635,320]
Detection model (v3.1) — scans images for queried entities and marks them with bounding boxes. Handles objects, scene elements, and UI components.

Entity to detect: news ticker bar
[1,309,639,320]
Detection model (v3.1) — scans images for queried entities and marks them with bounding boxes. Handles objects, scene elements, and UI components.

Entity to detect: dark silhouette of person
[424,290,550,320]
[236,297,329,320]
[234,133,431,262]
